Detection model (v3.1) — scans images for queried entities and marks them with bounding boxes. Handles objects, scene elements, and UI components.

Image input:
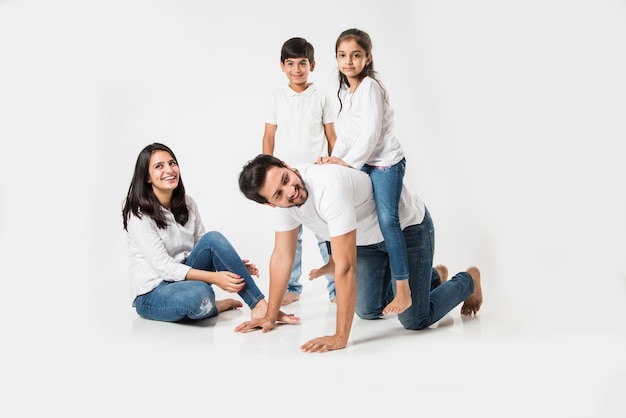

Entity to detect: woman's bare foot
[281,291,300,306]
[434,264,448,284]
[216,298,242,313]
[382,279,412,314]
[250,298,268,319]
[461,266,483,316]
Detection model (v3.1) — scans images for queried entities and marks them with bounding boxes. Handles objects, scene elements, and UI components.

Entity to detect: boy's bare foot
[461,266,482,316]
[250,298,268,319]
[281,292,300,306]
[434,264,448,284]
[216,298,242,313]
[382,279,412,314]
[309,260,335,281]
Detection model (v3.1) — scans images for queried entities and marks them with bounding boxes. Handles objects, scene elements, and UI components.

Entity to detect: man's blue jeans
[133,231,265,322]
[355,208,474,329]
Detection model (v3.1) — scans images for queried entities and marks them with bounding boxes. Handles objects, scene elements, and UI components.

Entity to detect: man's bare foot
[281,292,300,306]
[434,264,448,284]
[461,266,482,316]
[216,298,242,313]
[250,298,268,319]
[382,280,412,314]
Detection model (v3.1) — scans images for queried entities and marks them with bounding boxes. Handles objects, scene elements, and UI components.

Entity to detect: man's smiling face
[259,165,308,208]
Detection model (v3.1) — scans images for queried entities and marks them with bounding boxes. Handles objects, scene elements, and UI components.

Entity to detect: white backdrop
[1,0,625,374]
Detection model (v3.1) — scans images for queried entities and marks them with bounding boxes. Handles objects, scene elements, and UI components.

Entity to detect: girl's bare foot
[434,264,448,284]
[382,279,412,314]
[281,292,300,306]
[461,266,483,316]
[216,298,242,313]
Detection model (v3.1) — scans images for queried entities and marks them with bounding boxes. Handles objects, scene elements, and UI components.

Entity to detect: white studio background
[1,0,625,396]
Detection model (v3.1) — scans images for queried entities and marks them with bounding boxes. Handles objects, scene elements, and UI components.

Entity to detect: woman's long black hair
[122,142,189,230]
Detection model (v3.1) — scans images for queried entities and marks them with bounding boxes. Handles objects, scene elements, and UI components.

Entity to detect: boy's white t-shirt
[266,83,336,164]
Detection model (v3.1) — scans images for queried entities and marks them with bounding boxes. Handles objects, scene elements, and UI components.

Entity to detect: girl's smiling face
[336,38,370,81]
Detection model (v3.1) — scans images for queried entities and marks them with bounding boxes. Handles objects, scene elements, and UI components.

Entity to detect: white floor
[32,263,626,417]
[2,251,625,418]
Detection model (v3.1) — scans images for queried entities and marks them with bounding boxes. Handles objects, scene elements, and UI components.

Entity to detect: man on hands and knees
[235,154,482,352]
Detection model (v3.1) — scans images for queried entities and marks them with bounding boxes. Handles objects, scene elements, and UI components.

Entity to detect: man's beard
[290,170,308,208]
[290,184,308,207]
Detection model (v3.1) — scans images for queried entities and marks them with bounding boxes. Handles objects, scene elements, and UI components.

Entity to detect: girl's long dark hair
[335,28,388,111]
[122,142,189,231]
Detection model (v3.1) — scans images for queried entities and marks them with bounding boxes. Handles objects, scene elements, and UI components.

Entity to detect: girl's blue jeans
[133,231,265,322]
[361,158,409,282]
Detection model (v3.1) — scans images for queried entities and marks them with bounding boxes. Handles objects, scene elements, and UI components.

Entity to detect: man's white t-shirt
[273,164,425,246]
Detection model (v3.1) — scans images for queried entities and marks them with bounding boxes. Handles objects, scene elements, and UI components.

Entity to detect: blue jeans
[288,225,336,300]
[361,158,409,282]
[354,208,474,330]
[133,231,265,322]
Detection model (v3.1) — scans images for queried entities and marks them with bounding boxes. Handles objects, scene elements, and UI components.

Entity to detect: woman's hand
[242,259,259,277]
[213,271,246,293]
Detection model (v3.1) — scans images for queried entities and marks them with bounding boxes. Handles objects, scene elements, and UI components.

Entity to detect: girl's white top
[332,76,405,169]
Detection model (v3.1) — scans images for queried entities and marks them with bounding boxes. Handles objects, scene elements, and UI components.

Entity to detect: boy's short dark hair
[280,37,315,63]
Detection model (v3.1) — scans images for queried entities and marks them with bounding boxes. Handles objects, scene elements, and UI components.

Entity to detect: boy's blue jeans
[133,231,265,322]
[287,225,336,300]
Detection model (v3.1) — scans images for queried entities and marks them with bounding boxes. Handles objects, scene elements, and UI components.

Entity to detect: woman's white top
[126,195,205,300]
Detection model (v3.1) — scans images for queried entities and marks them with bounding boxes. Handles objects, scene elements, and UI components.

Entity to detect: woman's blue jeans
[355,209,475,330]
[133,231,265,322]
[361,158,409,282]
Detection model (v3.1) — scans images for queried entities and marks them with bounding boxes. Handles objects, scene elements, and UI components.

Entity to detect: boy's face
[280,57,315,88]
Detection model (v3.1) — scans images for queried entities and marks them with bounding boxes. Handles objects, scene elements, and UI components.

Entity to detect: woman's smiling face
[148,150,180,195]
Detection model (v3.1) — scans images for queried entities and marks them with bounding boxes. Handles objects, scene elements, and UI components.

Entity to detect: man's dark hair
[239,154,286,204]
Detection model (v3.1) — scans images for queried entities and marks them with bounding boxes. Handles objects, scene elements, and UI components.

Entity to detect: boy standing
[262,37,337,305]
